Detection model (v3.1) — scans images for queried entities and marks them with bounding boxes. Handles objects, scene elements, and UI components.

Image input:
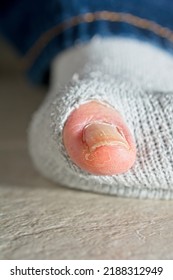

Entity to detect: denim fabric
[0,0,173,84]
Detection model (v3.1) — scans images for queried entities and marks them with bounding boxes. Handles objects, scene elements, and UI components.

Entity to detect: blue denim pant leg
[0,0,173,84]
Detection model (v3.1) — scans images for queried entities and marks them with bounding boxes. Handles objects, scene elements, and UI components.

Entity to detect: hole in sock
[63,100,136,175]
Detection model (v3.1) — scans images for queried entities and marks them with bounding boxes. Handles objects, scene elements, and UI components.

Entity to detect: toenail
[82,121,130,152]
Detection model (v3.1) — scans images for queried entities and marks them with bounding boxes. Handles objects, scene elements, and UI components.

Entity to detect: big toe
[63,101,136,175]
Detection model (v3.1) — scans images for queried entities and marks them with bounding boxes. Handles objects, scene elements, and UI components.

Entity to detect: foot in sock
[29,37,173,199]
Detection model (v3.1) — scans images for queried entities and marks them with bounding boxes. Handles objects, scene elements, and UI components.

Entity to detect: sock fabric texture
[28,37,173,199]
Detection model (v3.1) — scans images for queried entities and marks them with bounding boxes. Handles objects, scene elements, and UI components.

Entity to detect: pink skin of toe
[63,101,136,175]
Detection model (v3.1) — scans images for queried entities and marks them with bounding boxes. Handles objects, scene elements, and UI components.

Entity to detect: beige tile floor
[0,39,173,260]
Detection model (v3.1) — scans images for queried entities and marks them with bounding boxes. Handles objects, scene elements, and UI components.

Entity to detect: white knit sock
[28,37,173,199]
